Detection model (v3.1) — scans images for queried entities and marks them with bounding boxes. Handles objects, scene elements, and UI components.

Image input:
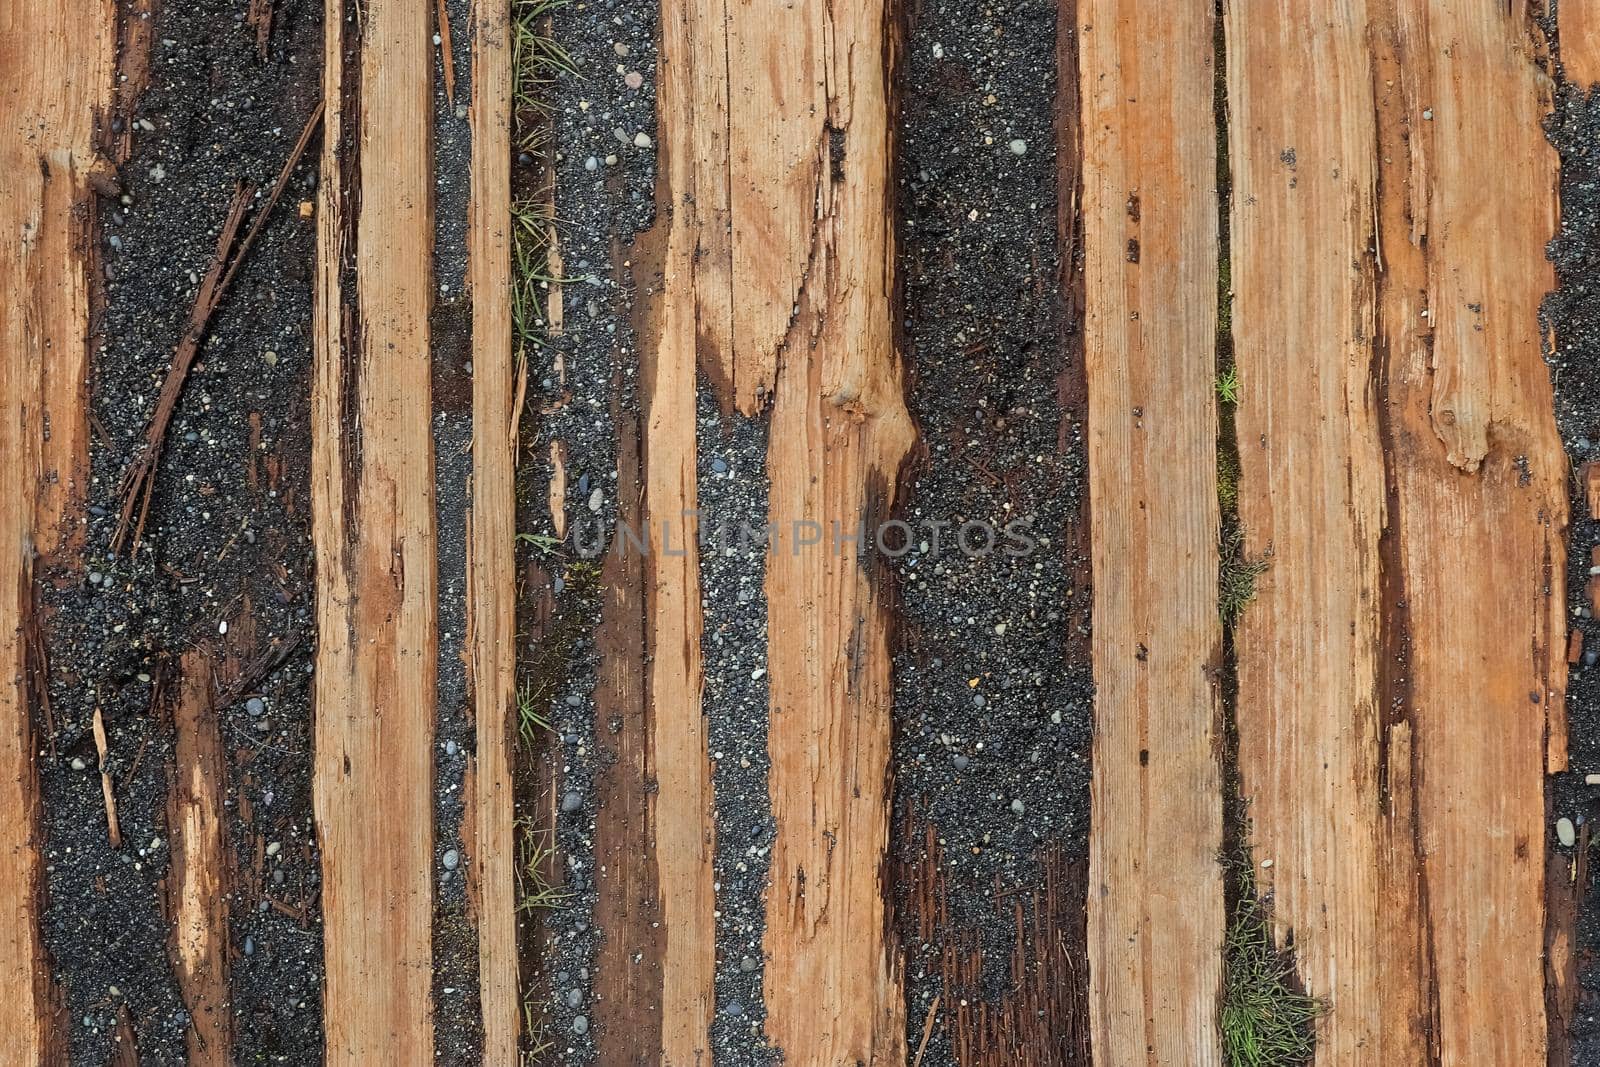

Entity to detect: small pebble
[952,754,970,771]
[442,849,460,871]
[711,457,728,474]
[445,739,458,756]
[739,956,757,973]
[1010,798,1025,816]
[266,841,282,857]
[565,988,584,1008]
[561,791,584,814]
[589,487,603,512]
[633,132,653,149]
[625,71,644,89]
[1586,773,1600,786]
[1558,817,1577,848]
[1008,139,1028,155]
[243,936,255,957]
[246,697,266,716]
[572,1015,590,1036]
[585,156,599,171]
[71,757,87,771]
[725,1002,744,1017]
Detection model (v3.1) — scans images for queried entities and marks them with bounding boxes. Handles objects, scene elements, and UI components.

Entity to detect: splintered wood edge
[0,3,117,1061]
[466,0,520,1061]
[311,0,439,1060]
[1078,3,1226,1064]
[168,651,233,1064]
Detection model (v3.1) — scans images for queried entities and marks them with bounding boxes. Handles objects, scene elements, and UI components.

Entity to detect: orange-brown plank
[466,0,519,1060]
[311,0,438,1058]
[740,2,913,1058]
[167,650,233,1064]
[1078,3,1225,1063]
[1225,3,1389,1063]
[0,3,116,1062]
[1374,3,1566,1061]
[1563,0,1600,88]
[1227,3,1567,1064]
[646,0,914,1057]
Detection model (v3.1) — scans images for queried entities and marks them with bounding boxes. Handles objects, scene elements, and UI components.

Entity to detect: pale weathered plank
[1225,4,1389,1063]
[1226,3,1566,1064]
[1077,4,1225,1064]
[1563,0,1600,88]
[642,0,913,1058]
[466,0,520,1061]
[1373,3,1565,1062]
[311,0,438,1058]
[735,0,914,1056]
[0,3,116,1062]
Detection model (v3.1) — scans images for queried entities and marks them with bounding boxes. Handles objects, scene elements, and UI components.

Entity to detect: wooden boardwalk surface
[0,0,1587,1062]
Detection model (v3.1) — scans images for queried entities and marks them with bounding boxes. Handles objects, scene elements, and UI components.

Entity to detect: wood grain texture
[1225,4,1389,1064]
[644,0,913,1057]
[311,0,437,1059]
[1224,3,1567,1063]
[167,651,233,1064]
[466,1,519,1061]
[713,0,916,1057]
[0,3,115,1062]
[1373,4,1566,1061]
[1562,0,1600,87]
[1077,4,1225,1064]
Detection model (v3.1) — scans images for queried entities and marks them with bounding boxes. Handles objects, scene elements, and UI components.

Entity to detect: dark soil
[429,0,481,1060]
[517,0,661,1056]
[1546,62,1600,1066]
[37,1,325,1062]
[891,0,1094,1060]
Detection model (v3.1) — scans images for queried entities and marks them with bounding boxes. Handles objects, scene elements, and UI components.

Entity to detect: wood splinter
[92,706,121,849]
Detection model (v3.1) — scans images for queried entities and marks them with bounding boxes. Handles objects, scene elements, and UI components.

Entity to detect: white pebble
[1557,817,1577,848]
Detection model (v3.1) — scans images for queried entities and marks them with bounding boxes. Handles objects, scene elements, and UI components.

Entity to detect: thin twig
[92,706,121,849]
[911,993,941,1067]
[113,103,325,553]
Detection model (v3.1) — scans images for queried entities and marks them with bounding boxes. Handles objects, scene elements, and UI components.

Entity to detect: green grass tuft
[515,818,568,912]
[1216,365,1240,405]
[1219,528,1268,627]
[1221,884,1324,1067]
[516,684,553,746]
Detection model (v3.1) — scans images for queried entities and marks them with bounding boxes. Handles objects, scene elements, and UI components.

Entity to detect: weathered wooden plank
[741,2,913,1057]
[1226,3,1566,1064]
[466,0,519,1060]
[1225,4,1389,1063]
[0,3,116,1062]
[167,651,232,1065]
[1373,3,1566,1062]
[311,0,438,1058]
[643,0,912,1057]
[1563,0,1600,88]
[1077,4,1225,1064]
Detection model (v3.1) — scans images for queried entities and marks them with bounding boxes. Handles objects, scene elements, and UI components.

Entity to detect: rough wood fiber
[312,0,438,1059]
[466,1,520,1061]
[1077,4,1225,1064]
[1373,4,1566,1062]
[167,651,233,1064]
[1224,3,1567,1063]
[0,3,115,1062]
[738,3,913,1059]
[1562,0,1600,87]
[647,0,912,1058]
[1225,4,1389,1064]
